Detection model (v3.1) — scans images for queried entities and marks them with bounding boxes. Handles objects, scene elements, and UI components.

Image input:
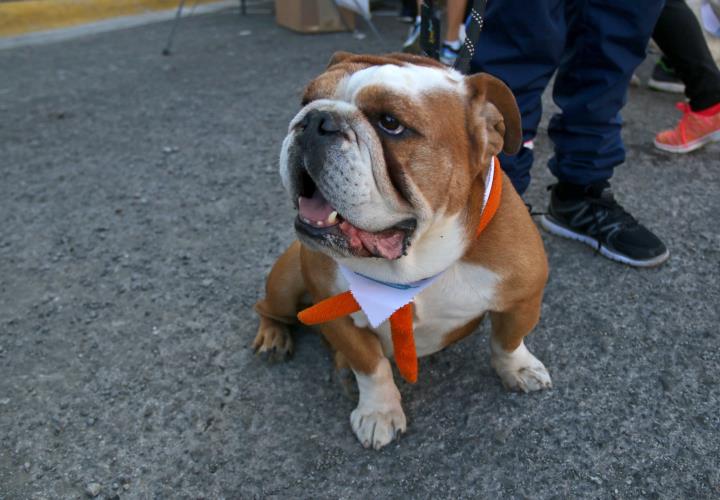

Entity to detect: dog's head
[280,52,521,280]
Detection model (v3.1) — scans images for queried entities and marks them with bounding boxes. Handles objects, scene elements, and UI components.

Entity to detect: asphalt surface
[1,6,719,499]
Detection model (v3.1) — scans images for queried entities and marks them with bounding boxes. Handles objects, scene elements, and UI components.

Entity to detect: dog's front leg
[489,293,552,392]
[319,318,406,450]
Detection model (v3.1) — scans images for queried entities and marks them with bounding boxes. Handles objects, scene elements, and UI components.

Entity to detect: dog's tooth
[302,217,310,224]
[314,220,324,227]
[327,211,338,224]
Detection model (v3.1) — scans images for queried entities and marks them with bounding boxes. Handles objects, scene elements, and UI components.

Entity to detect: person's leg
[541,0,670,267]
[653,0,720,111]
[439,0,468,65]
[445,0,466,42]
[397,0,418,22]
[469,0,566,195]
[401,1,425,52]
[548,0,663,185]
[652,0,720,153]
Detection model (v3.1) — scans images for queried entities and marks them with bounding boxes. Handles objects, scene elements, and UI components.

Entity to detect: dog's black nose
[300,110,342,136]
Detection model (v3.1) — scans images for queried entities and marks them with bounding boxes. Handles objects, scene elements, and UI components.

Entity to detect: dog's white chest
[342,262,500,357]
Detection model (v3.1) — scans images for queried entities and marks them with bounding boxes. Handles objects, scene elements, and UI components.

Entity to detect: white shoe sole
[653,129,720,154]
[540,215,670,268]
[439,56,457,66]
[647,78,686,94]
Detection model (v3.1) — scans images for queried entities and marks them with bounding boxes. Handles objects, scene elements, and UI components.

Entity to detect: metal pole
[162,0,187,56]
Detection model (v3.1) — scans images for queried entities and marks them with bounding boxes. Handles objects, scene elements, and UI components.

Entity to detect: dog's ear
[466,73,522,155]
[327,51,356,68]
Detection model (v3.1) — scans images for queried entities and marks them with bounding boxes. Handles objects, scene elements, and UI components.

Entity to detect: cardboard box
[275,0,356,33]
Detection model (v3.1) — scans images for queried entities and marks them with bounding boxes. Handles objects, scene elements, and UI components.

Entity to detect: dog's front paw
[350,358,406,450]
[252,316,293,361]
[350,405,406,450]
[491,340,552,393]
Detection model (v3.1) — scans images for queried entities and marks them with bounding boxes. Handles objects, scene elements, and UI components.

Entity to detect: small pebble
[85,482,102,497]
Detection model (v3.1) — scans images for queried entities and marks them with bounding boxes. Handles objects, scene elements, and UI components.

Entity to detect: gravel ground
[1,7,719,499]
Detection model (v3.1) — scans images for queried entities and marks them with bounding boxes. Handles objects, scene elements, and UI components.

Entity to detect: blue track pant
[470,0,665,194]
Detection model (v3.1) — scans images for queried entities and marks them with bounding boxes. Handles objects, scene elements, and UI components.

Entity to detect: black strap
[419,0,441,60]
[454,0,487,74]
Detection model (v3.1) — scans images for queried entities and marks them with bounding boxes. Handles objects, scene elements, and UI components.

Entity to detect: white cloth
[481,156,496,212]
[334,0,371,20]
[338,265,440,328]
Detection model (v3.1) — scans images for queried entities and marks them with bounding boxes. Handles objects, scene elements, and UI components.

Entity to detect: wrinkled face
[279,52,520,266]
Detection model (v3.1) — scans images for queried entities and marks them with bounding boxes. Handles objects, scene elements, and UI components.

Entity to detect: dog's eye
[378,114,405,135]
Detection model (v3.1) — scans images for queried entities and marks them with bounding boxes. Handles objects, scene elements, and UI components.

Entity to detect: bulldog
[253,52,551,450]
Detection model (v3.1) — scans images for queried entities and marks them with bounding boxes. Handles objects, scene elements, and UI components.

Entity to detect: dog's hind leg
[489,292,552,393]
[253,241,306,361]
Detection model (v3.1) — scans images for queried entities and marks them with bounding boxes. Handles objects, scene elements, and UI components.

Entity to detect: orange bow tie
[298,157,503,383]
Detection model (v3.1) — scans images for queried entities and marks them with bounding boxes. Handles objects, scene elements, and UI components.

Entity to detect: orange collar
[475,156,503,238]
[298,157,503,383]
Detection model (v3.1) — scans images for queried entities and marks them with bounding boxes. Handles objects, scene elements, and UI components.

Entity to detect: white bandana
[338,265,441,328]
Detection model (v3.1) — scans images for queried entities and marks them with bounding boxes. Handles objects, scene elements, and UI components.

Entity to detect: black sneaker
[648,57,685,94]
[540,182,670,267]
[439,42,461,66]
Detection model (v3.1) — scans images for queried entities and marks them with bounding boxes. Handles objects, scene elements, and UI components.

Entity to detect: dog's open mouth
[295,172,414,260]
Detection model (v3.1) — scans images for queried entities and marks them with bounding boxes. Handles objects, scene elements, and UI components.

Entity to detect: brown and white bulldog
[253,52,551,450]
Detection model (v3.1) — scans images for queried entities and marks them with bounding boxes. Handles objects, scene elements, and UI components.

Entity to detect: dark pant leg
[469,0,566,195]
[547,0,665,187]
[401,0,416,14]
[653,0,720,111]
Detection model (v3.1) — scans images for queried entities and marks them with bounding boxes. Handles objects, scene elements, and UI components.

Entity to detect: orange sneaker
[654,102,720,153]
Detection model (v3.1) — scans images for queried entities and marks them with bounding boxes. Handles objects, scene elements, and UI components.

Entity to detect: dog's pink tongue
[340,222,405,260]
[298,190,334,223]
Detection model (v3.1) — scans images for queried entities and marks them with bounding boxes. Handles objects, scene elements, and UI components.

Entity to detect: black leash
[419,0,488,75]
[419,0,440,60]
[454,0,487,74]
